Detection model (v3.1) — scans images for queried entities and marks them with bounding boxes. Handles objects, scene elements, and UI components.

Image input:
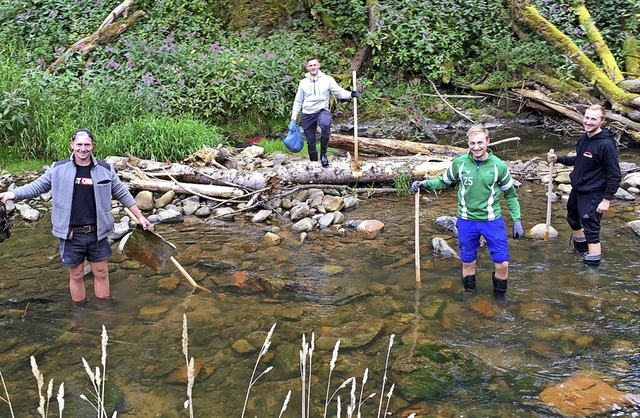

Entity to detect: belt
[71,224,97,234]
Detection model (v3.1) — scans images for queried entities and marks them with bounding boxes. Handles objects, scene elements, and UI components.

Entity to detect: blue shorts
[456,218,509,264]
[59,231,112,267]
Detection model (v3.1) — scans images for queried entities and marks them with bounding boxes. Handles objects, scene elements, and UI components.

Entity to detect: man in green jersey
[411,124,523,297]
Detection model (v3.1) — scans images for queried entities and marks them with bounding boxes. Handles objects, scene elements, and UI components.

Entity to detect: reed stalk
[277,389,291,418]
[376,334,395,418]
[323,339,341,418]
[241,323,276,418]
[0,371,16,418]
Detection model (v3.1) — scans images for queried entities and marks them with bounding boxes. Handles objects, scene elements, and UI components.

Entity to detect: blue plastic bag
[284,121,303,153]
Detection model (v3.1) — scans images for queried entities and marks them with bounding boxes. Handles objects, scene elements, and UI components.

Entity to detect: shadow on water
[1,134,640,416]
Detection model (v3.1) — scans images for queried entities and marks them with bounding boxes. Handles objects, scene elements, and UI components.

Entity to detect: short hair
[466,124,489,140]
[72,129,94,141]
[586,104,606,119]
[306,56,319,64]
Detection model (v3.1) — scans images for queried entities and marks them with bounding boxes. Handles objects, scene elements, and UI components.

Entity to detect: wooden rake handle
[544,148,554,244]
[415,191,421,283]
[124,207,211,294]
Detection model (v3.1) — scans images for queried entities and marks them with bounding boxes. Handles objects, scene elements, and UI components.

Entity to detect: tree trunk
[513,0,640,119]
[573,0,623,84]
[107,155,454,192]
[47,2,147,74]
[329,134,467,157]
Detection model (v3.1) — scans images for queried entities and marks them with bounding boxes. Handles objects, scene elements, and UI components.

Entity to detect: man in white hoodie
[291,57,360,167]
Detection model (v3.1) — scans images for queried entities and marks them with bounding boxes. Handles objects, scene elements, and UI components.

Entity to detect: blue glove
[410,181,426,193]
[512,221,523,239]
[288,120,297,130]
[351,90,361,98]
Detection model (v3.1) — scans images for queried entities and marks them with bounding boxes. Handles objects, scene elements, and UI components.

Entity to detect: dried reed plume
[241,322,276,418]
[182,314,195,418]
[79,325,115,418]
[376,334,395,418]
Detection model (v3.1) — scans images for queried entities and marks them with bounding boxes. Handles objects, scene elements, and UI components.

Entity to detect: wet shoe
[461,274,476,295]
[583,252,601,266]
[571,236,588,253]
[96,296,116,310]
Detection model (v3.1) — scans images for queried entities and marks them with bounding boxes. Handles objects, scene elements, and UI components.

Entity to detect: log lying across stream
[106,134,551,200]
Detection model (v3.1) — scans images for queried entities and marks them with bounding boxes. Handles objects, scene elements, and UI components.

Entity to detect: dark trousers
[301,110,331,160]
[566,189,603,244]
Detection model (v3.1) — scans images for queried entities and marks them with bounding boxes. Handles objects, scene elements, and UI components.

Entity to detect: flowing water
[1,128,640,417]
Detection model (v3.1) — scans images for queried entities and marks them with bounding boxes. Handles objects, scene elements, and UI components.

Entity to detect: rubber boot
[582,252,601,266]
[461,274,477,293]
[320,136,330,167]
[308,151,318,162]
[571,236,588,253]
[492,272,508,301]
[96,295,116,310]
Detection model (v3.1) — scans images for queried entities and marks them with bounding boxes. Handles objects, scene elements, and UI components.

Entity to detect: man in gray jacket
[291,57,360,167]
[0,129,152,304]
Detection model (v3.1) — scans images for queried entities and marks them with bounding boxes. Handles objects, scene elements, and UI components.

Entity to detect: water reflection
[1,163,640,417]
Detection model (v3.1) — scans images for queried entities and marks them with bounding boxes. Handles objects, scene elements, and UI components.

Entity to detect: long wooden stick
[124,207,211,293]
[544,148,554,244]
[414,191,421,283]
[352,70,360,170]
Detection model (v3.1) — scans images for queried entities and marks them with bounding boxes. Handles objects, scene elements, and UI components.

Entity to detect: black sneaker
[320,154,329,167]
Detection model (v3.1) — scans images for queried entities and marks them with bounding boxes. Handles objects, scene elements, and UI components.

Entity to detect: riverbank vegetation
[0,0,637,168]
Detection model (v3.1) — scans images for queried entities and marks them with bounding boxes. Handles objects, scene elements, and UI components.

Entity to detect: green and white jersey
[424,150,521,221]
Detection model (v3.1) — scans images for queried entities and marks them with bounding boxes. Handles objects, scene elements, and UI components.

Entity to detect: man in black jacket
[547,104,621,266]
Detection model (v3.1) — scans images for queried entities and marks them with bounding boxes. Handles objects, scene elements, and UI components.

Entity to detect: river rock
[625,220,640,236]
[168,358,202,384]
[315,320,384,350]
[291,217,316,233]
[157,208,183,223]
[194,206,211,217]
[261,232,281,246]
[621,172,640,189]
[431,237,458,258]
[135,190,154,211]
[215,207,235,220]
[231,339,256,354]
[322,195,344,212]
[182,201,200,216]
[435,216,457,233]
[318,212,335,228]
[293,189,309,202]
[155,190,175,208]
[614,187,635,200]
[332,211,345,224]
[539,372,638,417]
[555,171,571,184]
[557,184,572,194]
[251,209,272,223]
[290,202,310,221]
[240,145,264,159]
[15,203,40,222]
[356,219,385,239]
[528,223,558,239]
[342,195,362,211]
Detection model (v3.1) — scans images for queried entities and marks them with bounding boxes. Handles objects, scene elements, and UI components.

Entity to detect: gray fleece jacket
[291,70,352,121]
[12,154,136,241]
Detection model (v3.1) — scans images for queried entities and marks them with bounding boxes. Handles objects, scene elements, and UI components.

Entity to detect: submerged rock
[539,372,639,417]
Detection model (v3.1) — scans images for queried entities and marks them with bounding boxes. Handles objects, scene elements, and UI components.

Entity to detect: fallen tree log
[107,155,454,192]
[127,178,244,198]
[329,134,467,156]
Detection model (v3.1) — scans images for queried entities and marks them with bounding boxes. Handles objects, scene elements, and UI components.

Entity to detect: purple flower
[141,73,156,85]
[107,60,119,69]
[210,43,220,52]
[282,75,292,82]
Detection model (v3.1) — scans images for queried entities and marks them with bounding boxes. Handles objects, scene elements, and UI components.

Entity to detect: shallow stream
[1,128,640,417]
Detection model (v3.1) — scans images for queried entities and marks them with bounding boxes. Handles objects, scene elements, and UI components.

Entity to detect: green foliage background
[0,0,635,164]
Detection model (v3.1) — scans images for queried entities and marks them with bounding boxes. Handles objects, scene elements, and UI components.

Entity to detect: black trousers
[301,109,331,158]
[566,189,603,244]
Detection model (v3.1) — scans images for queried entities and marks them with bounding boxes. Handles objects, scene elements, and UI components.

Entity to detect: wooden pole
[544,149,554,244]
[414,191,421,283]
[124,207,211,293]
[352,70,360,170]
